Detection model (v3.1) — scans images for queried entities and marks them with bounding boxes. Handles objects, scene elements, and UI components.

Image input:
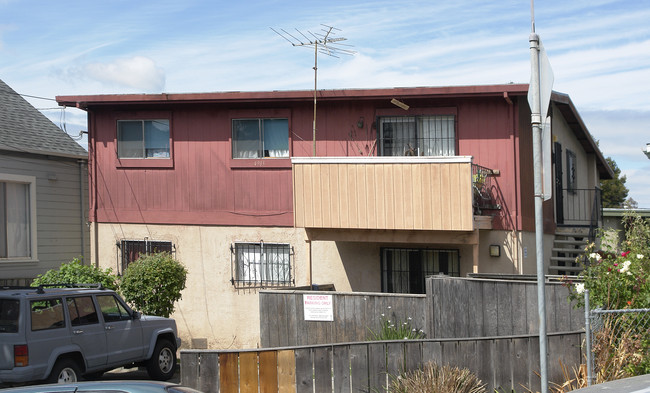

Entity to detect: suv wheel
[146,339,176,380]
[47,359,81,383]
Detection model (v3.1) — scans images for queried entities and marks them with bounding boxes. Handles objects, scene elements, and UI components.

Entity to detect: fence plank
[386,342,404,385]
[219,352,239,393]
[180,352,199,389]
[197,352,220,393]
[404,341,422,372]
[333,345,351,393]
[467,279,484,337]
[368,342,387,392]
[259,351,278,393]
[239,352,259,393]
[277,350,297,393]
[313,346,332,393]
[295,348,313,393]
[350,343,369,393]
[511,283,528,334]
[482,281,498,336]
[494,338,513,392]
[475,339,494,390]
[496,283,513,336]
[513,337,531,391]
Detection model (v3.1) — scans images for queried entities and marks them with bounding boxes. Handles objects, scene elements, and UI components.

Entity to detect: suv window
[30,298,65,331]
[0,298,19,333]
[97,295,132,322]
[66,296,99,326]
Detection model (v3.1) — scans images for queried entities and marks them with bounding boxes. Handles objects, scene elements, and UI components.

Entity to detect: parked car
[0,285,181,386]
[0,380,203,392]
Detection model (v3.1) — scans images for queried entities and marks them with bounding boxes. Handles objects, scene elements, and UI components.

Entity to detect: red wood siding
[88,95,527,230]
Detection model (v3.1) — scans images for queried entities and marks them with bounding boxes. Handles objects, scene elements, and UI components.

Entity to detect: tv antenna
[271,25,355,156]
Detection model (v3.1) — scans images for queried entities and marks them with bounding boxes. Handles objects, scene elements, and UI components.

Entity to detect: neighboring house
[601,208,650,249]
[0,78,89,285]
[56,84,612,349]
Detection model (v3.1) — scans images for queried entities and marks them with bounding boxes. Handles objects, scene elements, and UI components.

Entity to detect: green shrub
[387,361,486,393]
[31,258,118,290]
[119,252,187,318]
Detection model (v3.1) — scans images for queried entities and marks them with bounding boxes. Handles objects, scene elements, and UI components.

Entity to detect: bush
[387,361,486,393]
[367,306,425,340]
[119,252,187,318]
[567,211,650,309]
[31,258,118,290]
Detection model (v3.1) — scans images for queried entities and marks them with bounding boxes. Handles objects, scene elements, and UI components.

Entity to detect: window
[117,119,170,158]
[0,176,35,260]
[381,248,460,294]
[566,149,577,193]
[31,298,65,331]
[66,296,99,326]
[0,299,19,333]
[231,242,293,288]
[232,118,289,158]
[119,239,174,273]
[97,295,132,322]
[379,115,455,156]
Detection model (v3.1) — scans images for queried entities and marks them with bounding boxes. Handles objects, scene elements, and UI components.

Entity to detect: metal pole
[585,289,593,385]
[313,42,317,157]
[530,30,548,393]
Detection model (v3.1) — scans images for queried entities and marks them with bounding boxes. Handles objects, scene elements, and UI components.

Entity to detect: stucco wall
[478,229,555,275]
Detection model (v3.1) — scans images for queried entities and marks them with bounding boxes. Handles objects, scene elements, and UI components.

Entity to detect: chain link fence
[585,290,650,385]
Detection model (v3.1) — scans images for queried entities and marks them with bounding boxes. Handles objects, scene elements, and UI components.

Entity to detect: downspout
[85,107,99,268]
[78,159,85,261]
[504,91,522,274]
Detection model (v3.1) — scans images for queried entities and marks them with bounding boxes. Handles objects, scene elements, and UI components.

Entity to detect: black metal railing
[472,164,500,215]
[557,188,602,231]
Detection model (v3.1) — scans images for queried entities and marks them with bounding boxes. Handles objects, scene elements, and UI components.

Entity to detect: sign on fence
[303,294,333,321]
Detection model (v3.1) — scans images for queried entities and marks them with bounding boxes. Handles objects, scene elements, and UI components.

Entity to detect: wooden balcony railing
[292,157,475,232]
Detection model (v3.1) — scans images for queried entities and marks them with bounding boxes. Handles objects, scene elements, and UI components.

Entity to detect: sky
[1,0,649,207]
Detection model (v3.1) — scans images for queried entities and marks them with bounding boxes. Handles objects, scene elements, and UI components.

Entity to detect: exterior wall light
[489,245,501,257]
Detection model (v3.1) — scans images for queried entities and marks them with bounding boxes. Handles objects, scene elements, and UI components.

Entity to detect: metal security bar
[230,242,294,289]
[119,239,174,273]
[378,115,455,157]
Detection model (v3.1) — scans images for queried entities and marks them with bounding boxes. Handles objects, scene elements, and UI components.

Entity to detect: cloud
[79,56,166,92]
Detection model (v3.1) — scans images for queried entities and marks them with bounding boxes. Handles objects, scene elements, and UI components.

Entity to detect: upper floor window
[232,118,289,159]
[379,115,455,157]
[0,176,34,260]
[117,119,170,159]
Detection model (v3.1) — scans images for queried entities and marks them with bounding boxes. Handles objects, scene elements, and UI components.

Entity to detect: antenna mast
[271,25,355,156]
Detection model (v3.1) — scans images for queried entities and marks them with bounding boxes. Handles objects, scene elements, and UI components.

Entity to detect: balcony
[292,156,480,232]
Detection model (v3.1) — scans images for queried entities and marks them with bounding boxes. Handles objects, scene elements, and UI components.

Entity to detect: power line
[19,93,57,102]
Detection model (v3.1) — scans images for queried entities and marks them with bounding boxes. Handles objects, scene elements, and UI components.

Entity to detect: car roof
[0,380,203,393]
[0,285,114,299]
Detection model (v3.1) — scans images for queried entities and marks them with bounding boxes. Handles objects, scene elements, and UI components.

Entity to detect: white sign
[303,294,333,321]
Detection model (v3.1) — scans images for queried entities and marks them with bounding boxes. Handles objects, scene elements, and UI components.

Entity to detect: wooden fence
[260,276,583,347]
[427,276,584,338]
[181,331,584,393]
[260,290,426,347]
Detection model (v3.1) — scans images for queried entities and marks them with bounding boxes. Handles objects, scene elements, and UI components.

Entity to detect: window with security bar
[381,248,460,294]
[378,115,455,156]
[231,242,294,288]
[119,240,174,273]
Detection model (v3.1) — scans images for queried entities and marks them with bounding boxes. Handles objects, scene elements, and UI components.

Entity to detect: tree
[31,258,118,289]
[600,157,629,208]
[119,252,187,318]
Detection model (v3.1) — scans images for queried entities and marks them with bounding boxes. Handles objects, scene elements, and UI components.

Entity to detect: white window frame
[0,174,37,262]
